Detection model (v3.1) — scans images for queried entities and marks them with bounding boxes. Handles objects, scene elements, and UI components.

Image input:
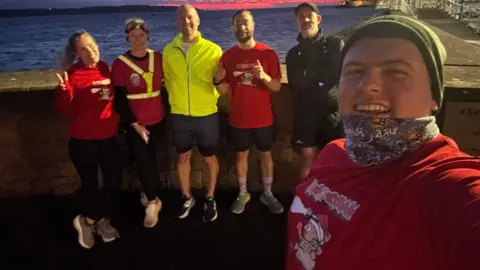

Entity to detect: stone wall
[0,84,302,198]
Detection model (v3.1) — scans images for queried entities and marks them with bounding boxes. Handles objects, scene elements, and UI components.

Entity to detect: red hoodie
[285,134,480,270]
[55,60,119,140]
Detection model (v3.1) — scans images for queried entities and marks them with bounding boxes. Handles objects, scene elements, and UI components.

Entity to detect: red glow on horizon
[160,0,341,10]
[194,3,274,9]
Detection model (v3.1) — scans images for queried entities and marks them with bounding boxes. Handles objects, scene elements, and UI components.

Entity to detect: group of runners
[55,1,480,269]
[56,3,342,250]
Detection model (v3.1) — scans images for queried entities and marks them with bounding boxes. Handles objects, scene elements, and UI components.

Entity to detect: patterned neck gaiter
[343,115,440,166]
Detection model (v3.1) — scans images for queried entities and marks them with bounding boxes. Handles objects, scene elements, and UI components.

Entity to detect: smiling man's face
[337,37,438,119]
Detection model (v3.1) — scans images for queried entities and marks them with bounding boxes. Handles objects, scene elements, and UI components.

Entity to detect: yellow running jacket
[163,32,222,117]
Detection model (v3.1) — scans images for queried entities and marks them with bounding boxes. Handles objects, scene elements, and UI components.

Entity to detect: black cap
[295,2,320,15]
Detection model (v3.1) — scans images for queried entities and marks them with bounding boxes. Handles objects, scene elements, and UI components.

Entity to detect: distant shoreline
[0,5,179,18]
[0,4,343,18]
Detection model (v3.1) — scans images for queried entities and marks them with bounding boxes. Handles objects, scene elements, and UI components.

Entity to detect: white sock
[238,177,247,194]
[263,177,273,195]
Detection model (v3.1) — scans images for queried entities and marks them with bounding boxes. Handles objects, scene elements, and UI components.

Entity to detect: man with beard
[285,15,480,270]
[215,10,284,215]
[163,4,223,222]
[286,3,344,179]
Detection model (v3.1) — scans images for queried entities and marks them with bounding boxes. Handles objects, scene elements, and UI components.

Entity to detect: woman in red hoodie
[111,18,165,228]
[56,30,122,249]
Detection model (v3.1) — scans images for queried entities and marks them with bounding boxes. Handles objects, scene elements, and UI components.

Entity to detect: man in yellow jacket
[163,4,223,222]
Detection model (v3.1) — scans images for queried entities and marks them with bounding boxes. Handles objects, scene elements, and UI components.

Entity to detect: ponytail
[60,44,75,71]
[59,30,91,71]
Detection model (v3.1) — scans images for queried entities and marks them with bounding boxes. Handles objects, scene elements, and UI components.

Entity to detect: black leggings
[68,136,123,221]
[126,122,163,201]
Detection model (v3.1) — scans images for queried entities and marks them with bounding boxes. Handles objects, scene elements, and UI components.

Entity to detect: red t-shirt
[221,42,281,129]
[55,60,119,140]
[286,134,480,270]
[111,50,164,126]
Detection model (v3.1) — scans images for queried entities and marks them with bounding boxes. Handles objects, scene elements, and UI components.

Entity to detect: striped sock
[263,177,273,195]
[238,177,247,194]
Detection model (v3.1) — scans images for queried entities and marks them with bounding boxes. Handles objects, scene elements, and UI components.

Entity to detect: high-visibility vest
[118,49,160,100]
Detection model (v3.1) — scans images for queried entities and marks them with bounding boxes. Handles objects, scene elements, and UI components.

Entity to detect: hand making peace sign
[56,71,69,90]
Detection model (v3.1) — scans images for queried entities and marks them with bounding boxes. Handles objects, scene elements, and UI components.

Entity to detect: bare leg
[259,150,274,179]
[300,147,319,179]
[177,150,192,198]
[204,155,219,198]
[236,150,249,178]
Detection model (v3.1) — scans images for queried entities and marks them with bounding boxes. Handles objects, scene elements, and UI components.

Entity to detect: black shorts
[170,113,219,157]
[292,108,344,149]
[230,125,275,152]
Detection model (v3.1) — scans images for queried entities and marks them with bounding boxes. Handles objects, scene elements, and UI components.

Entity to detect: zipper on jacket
[187,49,191,116]
[176,46,191,116]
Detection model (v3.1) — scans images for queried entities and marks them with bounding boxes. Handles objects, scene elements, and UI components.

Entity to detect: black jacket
[286,31,344,115]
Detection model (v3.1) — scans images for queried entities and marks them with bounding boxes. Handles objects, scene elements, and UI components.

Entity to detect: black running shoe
[203,196,218,222]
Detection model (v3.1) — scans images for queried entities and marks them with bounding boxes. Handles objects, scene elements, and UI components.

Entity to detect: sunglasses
[125,20,149,33]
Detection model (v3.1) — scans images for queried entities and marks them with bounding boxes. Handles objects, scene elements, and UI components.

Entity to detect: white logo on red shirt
[233,70,254,86]
[305,179,360,221]
[290,196,331,270]
[91,87,111,100]
[233,62,257,87]
[289,181,360,269]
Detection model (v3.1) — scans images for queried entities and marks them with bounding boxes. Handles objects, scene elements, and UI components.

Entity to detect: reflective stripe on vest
[126,90,160,100]
[118,49,157,99]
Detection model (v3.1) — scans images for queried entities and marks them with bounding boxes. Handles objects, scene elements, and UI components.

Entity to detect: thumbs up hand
[252,59,265,80]
[215,61,226,84]
[56,71,69,90]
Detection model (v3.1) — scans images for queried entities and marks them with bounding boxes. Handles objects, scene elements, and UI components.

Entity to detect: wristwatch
[213,79,222,86]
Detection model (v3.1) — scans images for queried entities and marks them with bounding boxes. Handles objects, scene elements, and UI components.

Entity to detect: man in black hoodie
[286,2,344,178]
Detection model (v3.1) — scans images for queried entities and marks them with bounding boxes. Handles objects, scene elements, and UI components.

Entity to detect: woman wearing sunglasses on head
[56,30,122,249]
[111,18,165,228]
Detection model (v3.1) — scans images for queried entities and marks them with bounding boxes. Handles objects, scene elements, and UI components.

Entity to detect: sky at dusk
[0,0,339,9]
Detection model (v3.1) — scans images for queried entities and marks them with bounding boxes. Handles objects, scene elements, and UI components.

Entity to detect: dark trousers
[126,122,162,201]
[68,136,123,221]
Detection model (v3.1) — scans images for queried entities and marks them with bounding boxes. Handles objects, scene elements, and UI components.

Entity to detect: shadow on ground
[0,189,293,270]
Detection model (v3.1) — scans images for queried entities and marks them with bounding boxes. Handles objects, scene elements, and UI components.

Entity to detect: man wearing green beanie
[285,15,480,270]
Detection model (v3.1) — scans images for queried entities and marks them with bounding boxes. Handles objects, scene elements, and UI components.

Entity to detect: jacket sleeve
[162,46,172,93]
[286,47,301,92]
[113,86,137,124]
[211,46,223,98]
[157,52,171,115]
[212,46,223,82]
[111,60,137,124]
[324,36,345,106]
[55,80,74,118]
[156,51,164,87]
